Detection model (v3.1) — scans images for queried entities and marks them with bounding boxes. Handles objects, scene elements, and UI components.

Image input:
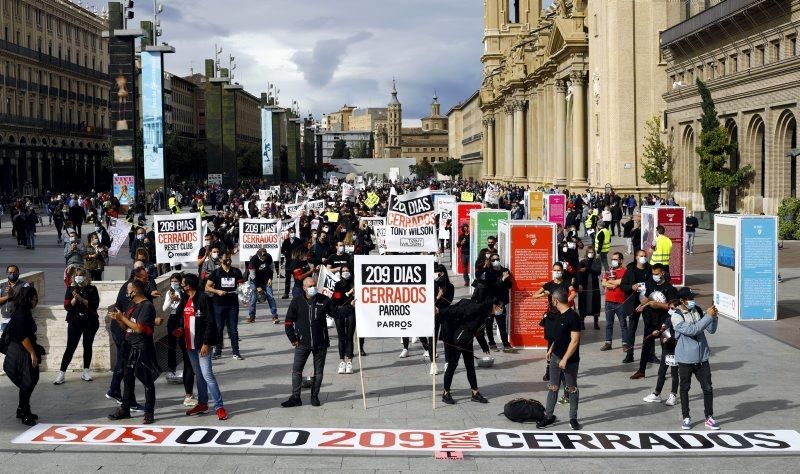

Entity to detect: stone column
[504,103,514,181]
[483,115,496,178]
[536,88,545,185]
[554,80,567,186]
[571,71,588,187]
[513,99,526,181]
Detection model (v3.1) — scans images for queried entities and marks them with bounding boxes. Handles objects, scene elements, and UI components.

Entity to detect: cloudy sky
[86,0,492,123]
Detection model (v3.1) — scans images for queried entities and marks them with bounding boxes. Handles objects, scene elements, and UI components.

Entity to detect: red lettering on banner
[242,234,279,244]
[318,430,357,448]
[361,286,427,304]
[157,232,197,244]
[440,430,482,450]
[33,425,174,444]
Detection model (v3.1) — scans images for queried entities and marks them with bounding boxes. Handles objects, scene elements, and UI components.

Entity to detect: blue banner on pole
[142,51,164,180]
[261,108,273,176]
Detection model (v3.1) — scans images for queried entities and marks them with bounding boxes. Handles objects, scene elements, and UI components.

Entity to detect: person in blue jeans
[246,248,279,324]
[204,252,245,360]
[175,274,228,421]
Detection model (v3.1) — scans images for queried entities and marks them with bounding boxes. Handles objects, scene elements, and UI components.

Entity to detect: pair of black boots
[282,394,320,407]
[17,407,38,426]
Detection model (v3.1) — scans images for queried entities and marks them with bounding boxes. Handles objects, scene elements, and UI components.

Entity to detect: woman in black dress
[3,284,43,426]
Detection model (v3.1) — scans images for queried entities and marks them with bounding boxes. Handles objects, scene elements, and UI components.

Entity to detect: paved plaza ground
[0,216,798,471]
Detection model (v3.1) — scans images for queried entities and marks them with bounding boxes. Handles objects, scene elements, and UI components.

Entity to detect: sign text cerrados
[239,218,280,262]
[154,213,202,264]
[355,255,434,337]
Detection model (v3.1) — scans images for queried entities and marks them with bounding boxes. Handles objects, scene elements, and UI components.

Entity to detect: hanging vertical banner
[468,209,510,285]
[112,175,135,207]
[261,108,274,176]
[141,51,164,180]
[354,254,435,337]
[239,218,280,262]
[386,188,437,253]
[499,220,555,348]
[154,213,202,264]
[545,194,566,227]
[450,202,483,274]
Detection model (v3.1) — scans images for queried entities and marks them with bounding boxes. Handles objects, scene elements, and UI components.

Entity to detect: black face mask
[7,273,19,283]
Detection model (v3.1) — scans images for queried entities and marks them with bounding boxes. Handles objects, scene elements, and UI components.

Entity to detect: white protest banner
[374,225,388,255]
[15,424,800,453]
[329,176,339,186]
[270,185,281,194]
[285,202,305,219]
[389,167,400,183]
[258,189,272,201]
[239,218,280,262]
[438,208,452,240]
[386,188,437,253]
[484,186,500,205]
[354,255,434,337]
[106,217,131,257]
[317,265,340,298]
[355,175,365,191]
[154,213,202,264]
[280,218,299,236]
[310,218,320,231]
[434,194,456,214]
[306,199,325,213]
[359,216,386,229]
[342,183,355,201]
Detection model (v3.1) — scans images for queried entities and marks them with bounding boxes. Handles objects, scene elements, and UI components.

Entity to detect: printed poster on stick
[386,188,437,253]
[317,266,340,298]
[154,213,202,264]
[106,217,131,257]
[450,202,482,274]
[354,255,434,337]
[499,221,556,348]
[239,219,280,262]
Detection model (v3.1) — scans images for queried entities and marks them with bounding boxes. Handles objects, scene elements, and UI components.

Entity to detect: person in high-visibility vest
[168,194,180,214]
[594,221,612,271]
[584,208,598,244]
[650,225,673,280]
[197,199,207,219]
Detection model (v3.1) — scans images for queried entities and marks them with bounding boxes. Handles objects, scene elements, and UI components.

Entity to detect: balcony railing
[0,38,109,83]
[0,113,108,137]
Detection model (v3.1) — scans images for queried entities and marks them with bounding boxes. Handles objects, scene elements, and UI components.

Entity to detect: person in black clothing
[576,248,601,330]
[53,205,65,243]
[426,263,454,369]
[326,241,352,274]
[611,201,623,237]
[2,283,42,426]
[205,252,245,360]
[631,214,642,255]
[685,211,699,255]
[246,248,279,324]
[456,224,470,286]
[309,231,333,266]
[281,277,334,408]
[331,265,357,375]
[280,228,303,298]
[439,298,496,405]
[630,263,677,380]
[68,202,85,238]
[473,252,513,351]
[533,262,577,382]
[621,249,652,363]
[54,268,100,385]
[108,279,158,424]
[537,288,582,431]
[623,216,635,255]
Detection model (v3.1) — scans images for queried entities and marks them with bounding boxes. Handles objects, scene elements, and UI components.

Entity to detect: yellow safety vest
[198,201,206,218]
[650,234,673,265]
[584,213,594,230]
[595,227,611,254]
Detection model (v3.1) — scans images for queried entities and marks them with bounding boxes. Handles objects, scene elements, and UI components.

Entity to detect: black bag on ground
[503,398,545,423]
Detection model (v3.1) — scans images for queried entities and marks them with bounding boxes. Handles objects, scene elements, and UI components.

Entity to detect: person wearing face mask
[246,248,279,324]
[2,284,42,426]
[630,263,677,380]
[474,252,513,352]
[331,265,356,375]
[281,228,303,298]
[576,248,601,330]
[650,225,673,281]
[281,277,333,408]
[163,273,196,407]
[594,221,612,272]
[621,249,652,363]
[600,252,629,352]
[456,224,471,287]
[478,236,498,265]
[84,233,108,281]
[310,232,332,267]
[91,223,112,248]
[64,232,87,268]
[326,241,352,275]
[1,265,28,339]
[426,263,455,374]
[558,237,581,279]
[534,262,576,383]
[642,294,679,408]
[205,252,245,360]
[670,287,720,430]
[200,244,222,283]
[130,228,148,261]
[54,267,100,385]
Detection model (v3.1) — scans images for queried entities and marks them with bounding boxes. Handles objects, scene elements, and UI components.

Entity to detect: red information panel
[508,224,554,348]
[452,203,482,275]
[657,207,685,286]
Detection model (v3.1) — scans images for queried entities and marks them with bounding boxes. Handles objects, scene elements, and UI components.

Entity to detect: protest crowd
[0,177,721,433]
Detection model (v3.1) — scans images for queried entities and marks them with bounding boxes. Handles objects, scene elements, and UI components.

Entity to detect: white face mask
[587,253,594,259]
[341,272,351,280]
[337,246,345,253]
[210,253,219,260]
[562,247,568,253]
[74,276,86,285]
[652,274,662,283]
[492,260,501,269]
[611,260,620,268]
[171,282,180,291]
[552,271,563,280]
[638,256,648,265]
[306,287,317,297]
[567,242,576,249]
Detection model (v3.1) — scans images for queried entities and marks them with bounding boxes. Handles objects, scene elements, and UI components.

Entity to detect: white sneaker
[53,371,66,385]
[337,361,346,374]
[399,349,409,358]
[345,361,353,374]
[81,368,93,382]
[429,362,438,375]
[411,337,419,344]
[183,396,198,407]
[665,393,677,406]
[423,351,430,361]
[643,393,663,403]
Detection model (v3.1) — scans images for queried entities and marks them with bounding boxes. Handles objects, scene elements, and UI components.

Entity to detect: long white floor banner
[13,425,800,453]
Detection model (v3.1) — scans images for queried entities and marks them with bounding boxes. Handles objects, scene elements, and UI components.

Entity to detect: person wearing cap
[670,287,720,431]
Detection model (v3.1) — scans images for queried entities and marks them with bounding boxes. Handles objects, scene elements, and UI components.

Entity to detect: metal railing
[0,38,109,82]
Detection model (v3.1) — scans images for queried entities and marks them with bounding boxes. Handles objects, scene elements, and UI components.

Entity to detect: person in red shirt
[600,252,630,351]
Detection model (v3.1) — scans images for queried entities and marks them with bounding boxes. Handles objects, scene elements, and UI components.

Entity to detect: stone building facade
[662,0,799,215]
[447,89,483,180]
[0,0,110,193]
[480,0,680,194]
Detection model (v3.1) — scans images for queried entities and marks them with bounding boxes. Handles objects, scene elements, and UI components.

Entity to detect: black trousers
[485,313,509,347]
[638,314,659,373]
[679,361,714,419]
[443,345,478,392]
[291,345,327,398]
[167,331,196,395]
[283,259,293,295]
[3,342,39,414]
[334,313,356,360]
[121,347,157,414]
[59,317,100,372]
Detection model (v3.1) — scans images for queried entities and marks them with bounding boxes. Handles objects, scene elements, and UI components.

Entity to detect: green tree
[695,79,753,212]
[368,132,375,158]
[641,115,673,195]
[165,134,207,182]
[237,144,261,177]
[410,159,435,180]
[350,141,369,158]
[331,139,350,159]
[434,158,464,180]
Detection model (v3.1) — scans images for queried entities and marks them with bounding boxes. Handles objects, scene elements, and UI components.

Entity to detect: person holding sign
[205,252,245,361]
[331,264,356,375]
[281,277,333,408]
[439,298,495,405]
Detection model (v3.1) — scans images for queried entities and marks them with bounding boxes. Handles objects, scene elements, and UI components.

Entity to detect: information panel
[469,209,510,287]
[451,202,482,275]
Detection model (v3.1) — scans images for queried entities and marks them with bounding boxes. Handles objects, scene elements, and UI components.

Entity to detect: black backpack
[503,398,546,423]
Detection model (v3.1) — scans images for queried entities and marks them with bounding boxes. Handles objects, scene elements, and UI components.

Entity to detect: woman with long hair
[54,267,100,385]
[3,284,43,426]
[84,233,108,281]
[163,273,196,407]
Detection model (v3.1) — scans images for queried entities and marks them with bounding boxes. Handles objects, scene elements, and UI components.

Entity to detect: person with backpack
[439,298,498,405]
[537,288,582,431]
